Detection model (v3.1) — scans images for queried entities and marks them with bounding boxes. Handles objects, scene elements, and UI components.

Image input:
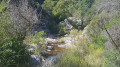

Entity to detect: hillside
[0,0,120,67]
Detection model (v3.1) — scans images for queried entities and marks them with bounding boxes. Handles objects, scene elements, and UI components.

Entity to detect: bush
[104,14,120,29]
[92,34,106,48]
[0,35,30,67]
[55,49,88,67]
[103,50,120,67]
[55,42,104,67]
[69,29,78,36]
[58,23,68,35]
[24,31,46,55]
[0,1,30,67]
[42,0,58,13]
[55,30,104,67]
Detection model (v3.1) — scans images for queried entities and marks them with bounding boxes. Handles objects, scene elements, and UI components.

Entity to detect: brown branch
[103,23,120,53]
[18,11,31,27]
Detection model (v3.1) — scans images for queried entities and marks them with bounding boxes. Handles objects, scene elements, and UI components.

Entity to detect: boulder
[40,52,53,58]
[31,55,43,67]
[45,38,58,44]
[60,17,82,30]
[47,46,54,50]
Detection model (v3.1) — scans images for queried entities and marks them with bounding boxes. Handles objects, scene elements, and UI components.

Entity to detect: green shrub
[58,23,68,35]
[42,0,95,22]
[87,13,120,67]
[24,31,46,55]
[92,34,106,48]
[42,0,58,13]
[69,29,78,36]
[55,31,104,67]
[55,49,88,67]
[33,31,46,44]
[68,19,82,29]
[0,1,30,67]
[102,50,120,67]
[0,35,30,67]
[104,14,120,29]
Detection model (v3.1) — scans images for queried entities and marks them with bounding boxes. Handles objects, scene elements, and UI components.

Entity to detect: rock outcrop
[60,17,82,30]
[31,55,43,67]
[7,0,49,33]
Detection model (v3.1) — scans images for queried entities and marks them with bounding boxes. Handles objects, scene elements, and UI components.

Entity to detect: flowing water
[41,40,66,67]
[47,42,65,55]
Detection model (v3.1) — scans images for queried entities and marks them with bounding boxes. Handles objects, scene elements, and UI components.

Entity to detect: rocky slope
[7,0,49,34]
[88,0,120,50]
[4,0,120,67]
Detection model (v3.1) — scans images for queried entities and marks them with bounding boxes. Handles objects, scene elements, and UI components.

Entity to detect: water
[47,42,65,55]
[41,42,65,67]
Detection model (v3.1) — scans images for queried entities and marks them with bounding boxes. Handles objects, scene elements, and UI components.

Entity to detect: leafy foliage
[42,0,95,31]
[24,31,46,55]
[103,50,120,67]
[0,35,30,67]
[0,1,30,67]
[58,23,68,35]
[42,0,58,13]
[92,34,106,48]
[104,14,120,29]
[55,31,104,67]
[86,7,120,67]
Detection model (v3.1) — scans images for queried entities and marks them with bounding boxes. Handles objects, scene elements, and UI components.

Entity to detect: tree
[52,0,72,21]
[0,1,30,67]
[42,0,58,14]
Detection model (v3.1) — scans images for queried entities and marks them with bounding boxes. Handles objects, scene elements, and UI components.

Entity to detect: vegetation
[55,30,104,67]
[42,0,95,33]
[0,1,30,67]
[24,31,46,55]
[85,8,120,67]
[58,23,68,35]
[1,0,120,67]
[104,14,120,29]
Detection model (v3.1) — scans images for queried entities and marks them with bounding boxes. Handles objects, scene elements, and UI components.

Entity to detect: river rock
[60,17,82,30]
[31,55,42,67]
[28,48,34,53]
[45,38,58,44]
[41,52,53,58]
[60,19,73,30]
[47,46,54,50]
[41,54,61,67]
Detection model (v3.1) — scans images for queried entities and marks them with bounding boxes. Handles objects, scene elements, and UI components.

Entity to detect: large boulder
[60,17,82,30]
[31,55,43,67]
[41,54,61,67]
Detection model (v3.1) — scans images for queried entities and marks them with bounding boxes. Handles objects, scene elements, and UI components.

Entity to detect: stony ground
[31,25,89,67]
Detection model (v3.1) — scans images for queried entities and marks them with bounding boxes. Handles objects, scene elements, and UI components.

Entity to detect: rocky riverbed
[30,25,88,67]
[30,34,75,67]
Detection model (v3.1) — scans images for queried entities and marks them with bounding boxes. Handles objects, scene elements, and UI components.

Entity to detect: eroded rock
[31,55,43,67]
[60,17,82,30]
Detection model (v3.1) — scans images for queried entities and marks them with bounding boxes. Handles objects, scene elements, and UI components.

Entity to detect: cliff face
[7,0,48,33]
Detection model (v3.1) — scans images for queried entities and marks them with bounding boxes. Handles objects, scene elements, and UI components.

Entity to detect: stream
[40,25,88,67]
[40,34,75,67]
[40,38,67,67]
[31,37,66,67]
